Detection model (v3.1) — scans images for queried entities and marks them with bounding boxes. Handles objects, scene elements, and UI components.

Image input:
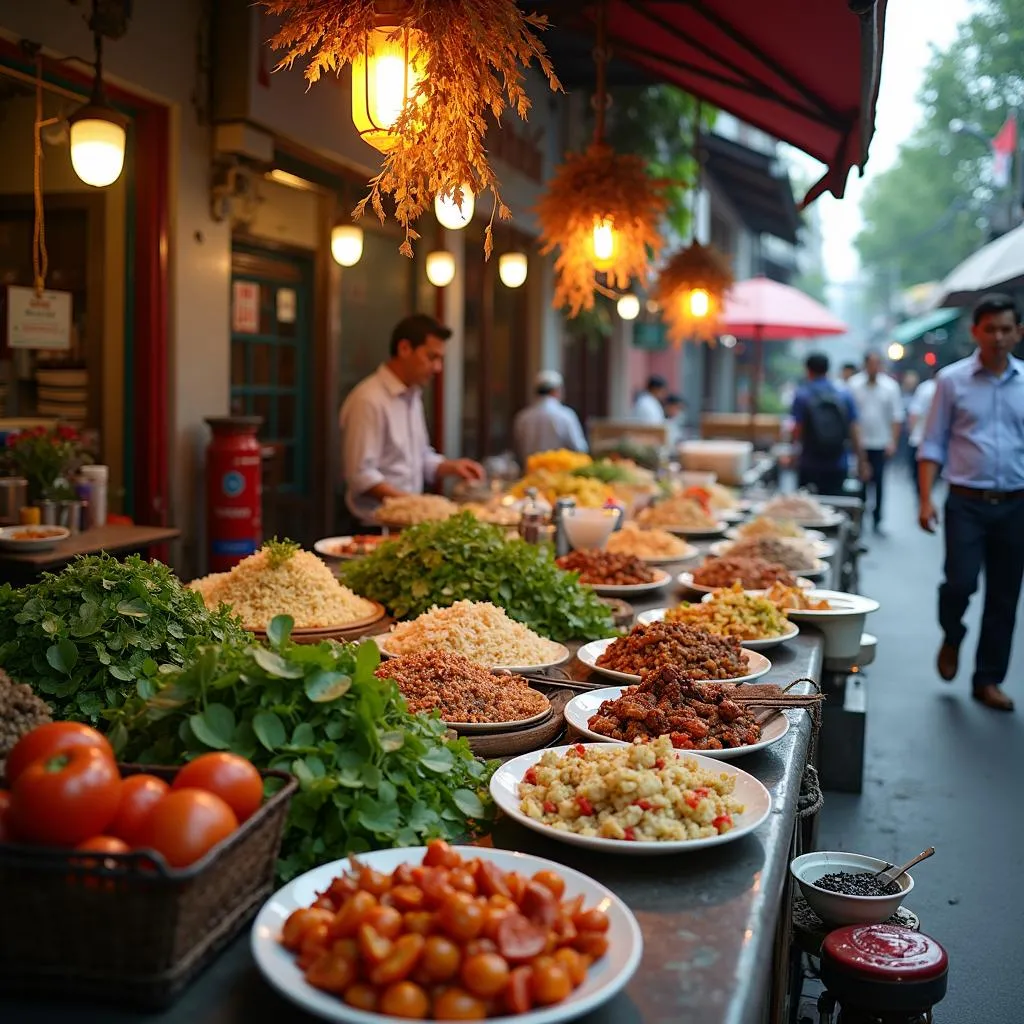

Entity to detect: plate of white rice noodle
[190,542,385,639]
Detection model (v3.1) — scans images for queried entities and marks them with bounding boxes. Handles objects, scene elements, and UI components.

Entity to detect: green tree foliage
[856,0,1024,300]
[606,86,716,238]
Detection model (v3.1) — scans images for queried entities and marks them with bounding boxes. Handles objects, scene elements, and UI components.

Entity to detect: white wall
[0,0,232,577]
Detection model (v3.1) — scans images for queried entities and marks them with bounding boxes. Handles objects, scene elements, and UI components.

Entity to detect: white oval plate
[490,745,772,855]
[724,526,826,543]
[443,703,553,734]
[634,609,800,650]
[576,638,771,685]
[752,504,844,529]
[662,520,728,538]
[626,545,700,565]
[252,846,643,1023]
[563,686,792,757]
[778,589,881,620]
[677,572,815,595]
[313,535,392,560]
[712,537,835,559]
[588,568,673,597]
[0,525,70,552]
[376,637,571,674]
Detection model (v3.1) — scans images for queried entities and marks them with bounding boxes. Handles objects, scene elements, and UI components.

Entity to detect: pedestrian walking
[848,351,904,534]
[790,353,866,495]
[907,371,937,487]
[512,370,588,467]
[918,293,1024,712]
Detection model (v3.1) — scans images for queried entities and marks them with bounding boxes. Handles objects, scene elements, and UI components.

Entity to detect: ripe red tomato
[108,773,170,845]
[5,722,114,786]
[138,788,238,868]
[10,746,122,847]
[172,753,263,822]
[0,790,12,843]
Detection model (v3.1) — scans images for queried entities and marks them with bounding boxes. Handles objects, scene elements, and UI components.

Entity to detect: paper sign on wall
[232,280,261,334]
[7,286,73,350]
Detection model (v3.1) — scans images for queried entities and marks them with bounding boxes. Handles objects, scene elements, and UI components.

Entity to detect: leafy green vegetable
[264,537,300,569]
[339,513,614,640]
[109,616,494,880]
[571,461,636,484]
[0,554,250,725]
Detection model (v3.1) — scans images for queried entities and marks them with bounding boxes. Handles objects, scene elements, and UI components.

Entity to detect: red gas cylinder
[821,924,948,1022]
[205,417,263,573]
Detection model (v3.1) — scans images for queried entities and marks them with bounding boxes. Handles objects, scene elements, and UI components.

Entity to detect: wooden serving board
[249,602,388,644]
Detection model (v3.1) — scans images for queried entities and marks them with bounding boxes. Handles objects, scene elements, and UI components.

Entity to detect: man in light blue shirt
[512,370,588,468]
[918,293,1024,711]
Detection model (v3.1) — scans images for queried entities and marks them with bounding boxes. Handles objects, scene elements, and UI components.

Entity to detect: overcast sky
[794,0,973,282]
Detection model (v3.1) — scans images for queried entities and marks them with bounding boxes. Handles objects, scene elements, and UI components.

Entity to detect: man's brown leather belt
[949,484,1024,503]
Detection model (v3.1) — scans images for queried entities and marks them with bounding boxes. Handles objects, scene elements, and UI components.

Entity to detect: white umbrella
[935,223,1024,307]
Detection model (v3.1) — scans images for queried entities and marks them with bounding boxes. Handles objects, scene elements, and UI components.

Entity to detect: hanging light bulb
[435,185,475,230]
[589,217,619,271]
[351,24,424,153]
[331,225,364,267]
[498,252,528,289]
[616,294,640,320]
[688,288,711,319]
[425,250,456,287]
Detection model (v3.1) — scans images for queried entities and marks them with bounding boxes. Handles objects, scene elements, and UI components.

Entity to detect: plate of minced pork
[190,539,385,636]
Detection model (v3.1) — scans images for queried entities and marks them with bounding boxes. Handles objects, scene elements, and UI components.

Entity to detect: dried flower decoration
[536,145,669,316]
[653,242,734,345]
[259,0,561,256]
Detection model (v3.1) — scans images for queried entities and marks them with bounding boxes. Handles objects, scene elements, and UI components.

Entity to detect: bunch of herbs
[339,513,615,641]
[109,617,494,880]
[0,554,249,725]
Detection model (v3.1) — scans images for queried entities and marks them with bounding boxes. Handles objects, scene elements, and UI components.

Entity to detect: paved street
[816,471,1024,1022]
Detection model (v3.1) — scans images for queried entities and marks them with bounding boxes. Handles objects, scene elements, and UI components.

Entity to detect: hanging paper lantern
[653,242,734,346]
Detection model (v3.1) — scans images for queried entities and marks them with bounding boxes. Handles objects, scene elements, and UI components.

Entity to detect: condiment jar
[818,924,948,1024]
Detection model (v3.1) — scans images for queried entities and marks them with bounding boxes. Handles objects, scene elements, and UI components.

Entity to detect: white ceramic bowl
[790,851,913,926]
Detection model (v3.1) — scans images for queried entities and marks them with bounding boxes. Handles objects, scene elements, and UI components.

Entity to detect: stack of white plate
[35,368,88,426]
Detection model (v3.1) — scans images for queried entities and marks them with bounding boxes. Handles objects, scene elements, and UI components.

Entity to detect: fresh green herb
[264,537,300,569]
[571,461,636,484]
[339,513,614,640]
[0,554,249,725]
[109,617,494,880]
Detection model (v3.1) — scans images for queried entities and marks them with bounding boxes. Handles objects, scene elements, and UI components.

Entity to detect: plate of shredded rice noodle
[376,650,553,732]
[376,600,571,672]
[605,522,699,564]
[190,540,384,637]
[373,493,460,528]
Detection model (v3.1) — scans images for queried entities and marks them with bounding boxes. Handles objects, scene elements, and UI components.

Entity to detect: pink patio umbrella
[720,276,848,418]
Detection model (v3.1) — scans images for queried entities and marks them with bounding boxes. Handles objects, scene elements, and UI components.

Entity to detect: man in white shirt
[848,351,905,534]
[340,314,484,525]
[632,375,668,423]
[513,370,588,468]
[907,372,938,491]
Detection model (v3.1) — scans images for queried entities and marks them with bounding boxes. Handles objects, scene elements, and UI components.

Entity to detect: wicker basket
[0,764,297,1009]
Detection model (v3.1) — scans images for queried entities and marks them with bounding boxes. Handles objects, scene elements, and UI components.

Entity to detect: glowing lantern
[688,288,710,319]
[616,294,640,320]
[435,185,475,230]
[887,342,905,361]
[331,225,364,267]
[351,25,424,153]
[69,102,127,188]
[425,250,456,287]
[588,218,619,271]
[498,252,528,288]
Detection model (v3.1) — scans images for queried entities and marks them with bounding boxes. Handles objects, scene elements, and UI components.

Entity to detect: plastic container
[79,464,109,527]
[679,440,753,485]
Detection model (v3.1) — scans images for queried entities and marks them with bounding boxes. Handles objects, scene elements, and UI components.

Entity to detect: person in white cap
[513,370,588,468]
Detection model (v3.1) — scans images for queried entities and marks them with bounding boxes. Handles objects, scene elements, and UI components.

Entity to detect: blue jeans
[939,491,1024,689]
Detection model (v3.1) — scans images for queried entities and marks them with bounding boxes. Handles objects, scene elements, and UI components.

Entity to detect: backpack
[803,389,849,459]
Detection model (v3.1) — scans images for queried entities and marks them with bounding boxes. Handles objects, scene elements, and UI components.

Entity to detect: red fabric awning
[542,0,887,204]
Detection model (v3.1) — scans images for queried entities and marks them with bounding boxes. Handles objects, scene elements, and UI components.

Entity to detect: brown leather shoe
[972,685,1015,712]
[937,643,959,681]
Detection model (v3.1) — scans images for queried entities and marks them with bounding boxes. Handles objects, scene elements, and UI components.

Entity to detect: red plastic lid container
[821,925,948,1013]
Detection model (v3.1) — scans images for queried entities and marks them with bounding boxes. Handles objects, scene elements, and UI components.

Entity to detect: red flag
[992,115,1017,188]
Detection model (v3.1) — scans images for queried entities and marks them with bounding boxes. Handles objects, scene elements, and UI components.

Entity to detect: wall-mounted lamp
[425,250,456,287]
[498,252,528,289]
[331,225,364,267]
[616,294,640,320]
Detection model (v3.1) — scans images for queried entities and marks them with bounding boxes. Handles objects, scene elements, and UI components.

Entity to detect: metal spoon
[873,847,935,888]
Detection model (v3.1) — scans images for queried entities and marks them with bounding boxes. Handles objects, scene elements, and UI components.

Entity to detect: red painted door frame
[0,42,170,527]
